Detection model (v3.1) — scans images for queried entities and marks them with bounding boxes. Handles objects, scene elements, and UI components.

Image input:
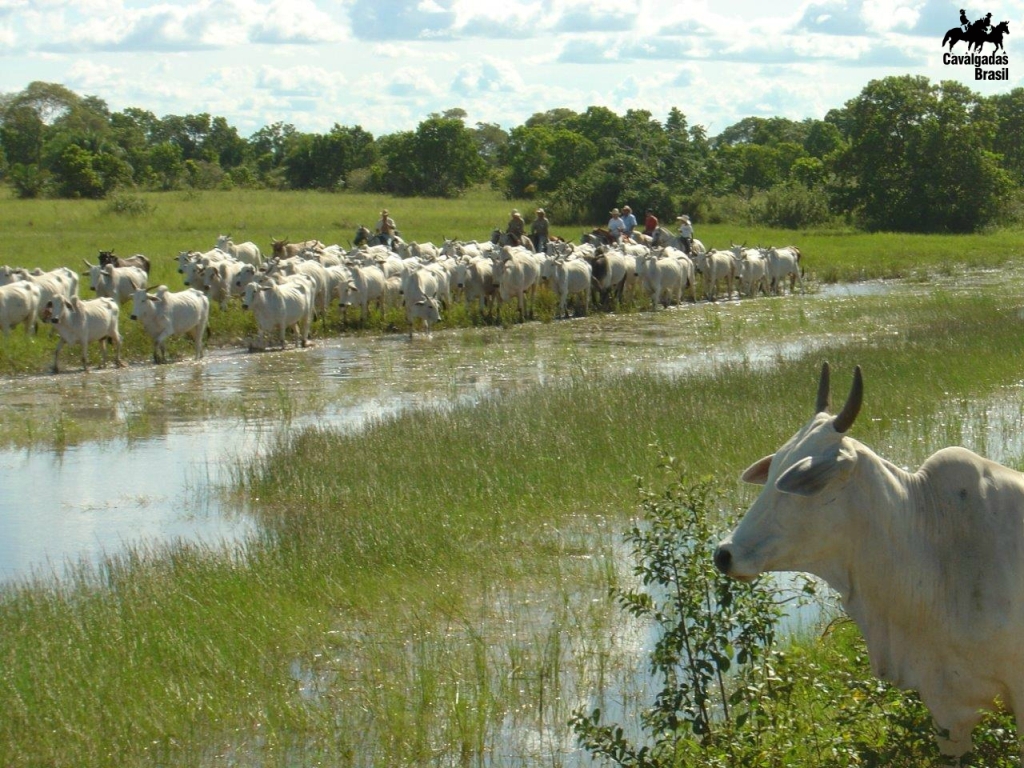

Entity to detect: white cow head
[715,362,863,582]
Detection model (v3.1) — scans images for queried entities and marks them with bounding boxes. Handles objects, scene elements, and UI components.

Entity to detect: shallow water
[0,272,993,582]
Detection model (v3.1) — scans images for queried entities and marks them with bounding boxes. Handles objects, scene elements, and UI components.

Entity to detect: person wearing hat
[676,214,694,254]
[530,208,550,254]
[375,208,397,249]
[506,209,526,246]
[608,208,625,243]
[620,205,637,240]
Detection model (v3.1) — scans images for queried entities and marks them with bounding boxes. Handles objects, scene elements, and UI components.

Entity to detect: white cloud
[450,56,525,95]
[255,64,347,95]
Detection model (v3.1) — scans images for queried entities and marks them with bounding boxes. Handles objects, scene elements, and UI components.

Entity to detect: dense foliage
[2,77,1023,232]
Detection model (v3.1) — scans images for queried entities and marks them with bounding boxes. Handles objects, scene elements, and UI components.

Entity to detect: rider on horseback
[506,209,525,246]
[960,8,969,32]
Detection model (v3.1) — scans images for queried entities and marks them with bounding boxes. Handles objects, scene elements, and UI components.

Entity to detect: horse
[650,227,706,256]
[970,20,1010,53]
[581,228,615,247]
[354,225,403,251]
[490,228,536,252]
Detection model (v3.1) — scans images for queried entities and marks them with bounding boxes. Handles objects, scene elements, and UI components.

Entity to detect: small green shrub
[104,189,153,217]
[571,464,795,764]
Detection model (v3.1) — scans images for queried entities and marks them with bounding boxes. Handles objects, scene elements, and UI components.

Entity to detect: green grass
[4,279,1024,764]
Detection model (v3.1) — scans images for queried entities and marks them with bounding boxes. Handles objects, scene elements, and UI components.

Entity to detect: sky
[0,0,1020,140]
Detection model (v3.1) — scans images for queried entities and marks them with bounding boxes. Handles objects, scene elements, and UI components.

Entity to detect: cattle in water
[715,362,1024,763]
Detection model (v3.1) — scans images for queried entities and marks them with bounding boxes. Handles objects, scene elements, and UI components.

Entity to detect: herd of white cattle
[0,232,803,373]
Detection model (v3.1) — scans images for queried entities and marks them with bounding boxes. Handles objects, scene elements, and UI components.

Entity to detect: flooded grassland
[5,269,1024,766]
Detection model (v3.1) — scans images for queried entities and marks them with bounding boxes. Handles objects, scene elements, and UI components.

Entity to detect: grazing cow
[91,264,148,306]
[0,280,41,336]
[130,286,210,363]
[97,250,151,274]
[214,235,263,267]
[241,276,315,350]
[715,362,1024,762]
[46,295,122,373]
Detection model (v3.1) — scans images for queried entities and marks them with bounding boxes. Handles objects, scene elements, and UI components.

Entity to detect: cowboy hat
[535,208,545,214]
[610,208,621,216]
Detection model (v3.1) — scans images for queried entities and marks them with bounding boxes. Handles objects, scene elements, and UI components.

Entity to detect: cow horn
[815,361,831,414]
[832,365,863,434]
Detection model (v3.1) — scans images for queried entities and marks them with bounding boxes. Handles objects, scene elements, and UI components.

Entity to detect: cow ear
[741,454,773,485]
[775,447,856,497]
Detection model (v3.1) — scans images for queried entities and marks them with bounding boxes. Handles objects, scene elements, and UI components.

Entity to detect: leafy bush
[571,466,795,764]
[751,181,833,229]
[104,190,153,217]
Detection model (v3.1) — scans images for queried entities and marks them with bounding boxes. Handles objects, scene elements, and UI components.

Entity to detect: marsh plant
[572,465,794,764]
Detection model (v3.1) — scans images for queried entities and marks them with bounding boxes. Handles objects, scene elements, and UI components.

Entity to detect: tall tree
[833,75,1010,232]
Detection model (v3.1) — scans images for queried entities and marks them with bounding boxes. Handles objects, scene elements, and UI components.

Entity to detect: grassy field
[4,189,1024,765]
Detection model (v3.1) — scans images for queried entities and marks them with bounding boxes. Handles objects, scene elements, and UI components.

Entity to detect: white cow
[46,295,122,373]
[552,256,592,318]
[0,280,41,336]
[215,235,263,267]
[494,246,541,322]
[735,248,770,298]
[10,266,79,318]
[716,362,1024,762]
[272,258,330,321]
[91,264,148,306]
[201,260,249,309]
[401,266,443,337]
[765,246,803,295]
[458,256,498,316]
[636,251,685,310]
[130,286,210,363]
[337,264,387,323]
[241,276,315,350]
[695,249,736,301]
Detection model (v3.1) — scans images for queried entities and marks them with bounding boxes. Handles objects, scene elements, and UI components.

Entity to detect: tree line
[2,76,1023,233]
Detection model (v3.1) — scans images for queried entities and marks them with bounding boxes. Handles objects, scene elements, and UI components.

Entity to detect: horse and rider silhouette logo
[943,9,1010,53]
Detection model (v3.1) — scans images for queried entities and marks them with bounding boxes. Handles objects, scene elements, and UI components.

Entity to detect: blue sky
[0,0,1019,139]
